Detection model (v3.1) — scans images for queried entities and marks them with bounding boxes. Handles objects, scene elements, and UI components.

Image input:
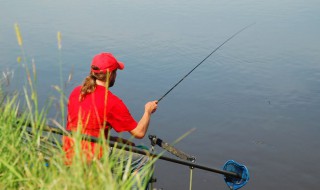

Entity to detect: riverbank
[0,79,153,190]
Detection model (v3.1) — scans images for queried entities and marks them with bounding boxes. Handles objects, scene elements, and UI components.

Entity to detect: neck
[96,80,106,87]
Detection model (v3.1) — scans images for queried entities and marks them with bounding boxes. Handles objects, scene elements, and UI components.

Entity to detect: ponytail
[79,69,111,101]
[79,74,97,101]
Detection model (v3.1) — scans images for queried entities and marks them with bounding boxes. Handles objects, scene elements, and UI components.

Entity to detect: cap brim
[118,61,125,70]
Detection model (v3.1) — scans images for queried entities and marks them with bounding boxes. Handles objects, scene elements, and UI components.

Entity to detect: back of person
[62,52,158,164]
[67,85,137,137]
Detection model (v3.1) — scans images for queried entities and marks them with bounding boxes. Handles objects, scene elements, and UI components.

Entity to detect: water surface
[1,0,320,189]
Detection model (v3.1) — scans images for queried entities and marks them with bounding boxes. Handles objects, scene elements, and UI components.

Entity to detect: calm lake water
[1,0,320,189]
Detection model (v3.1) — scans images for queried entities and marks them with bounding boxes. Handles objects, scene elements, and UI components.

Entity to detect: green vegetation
[0,24,155,189]
[0,94,154,189]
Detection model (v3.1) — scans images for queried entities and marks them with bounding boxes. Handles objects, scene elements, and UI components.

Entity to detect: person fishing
[63,52,158,163]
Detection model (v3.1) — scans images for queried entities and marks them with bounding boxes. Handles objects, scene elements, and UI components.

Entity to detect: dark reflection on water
[1,0,320,189]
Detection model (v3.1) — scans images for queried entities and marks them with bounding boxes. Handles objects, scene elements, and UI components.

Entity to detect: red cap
[91,52,125,73]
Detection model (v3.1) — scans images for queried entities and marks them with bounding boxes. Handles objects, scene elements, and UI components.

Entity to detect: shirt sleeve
[108,99,138,133]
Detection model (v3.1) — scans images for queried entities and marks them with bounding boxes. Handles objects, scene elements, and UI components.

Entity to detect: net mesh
[223,160,249,190]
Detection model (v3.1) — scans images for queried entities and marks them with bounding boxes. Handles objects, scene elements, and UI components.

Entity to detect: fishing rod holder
[148,135,196,162]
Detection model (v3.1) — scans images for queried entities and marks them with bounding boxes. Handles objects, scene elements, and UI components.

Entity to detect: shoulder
[68,86,83,103]
[107,91,124,105]
[70,86,82,97]
[108,90,119,99]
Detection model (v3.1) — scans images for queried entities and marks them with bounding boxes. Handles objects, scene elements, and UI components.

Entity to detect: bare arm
[130,100,158,139]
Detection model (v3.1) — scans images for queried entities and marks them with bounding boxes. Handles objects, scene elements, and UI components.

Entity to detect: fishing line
[158,23,255,103]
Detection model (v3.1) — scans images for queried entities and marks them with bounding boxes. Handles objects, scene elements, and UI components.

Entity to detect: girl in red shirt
[63,52,158,163]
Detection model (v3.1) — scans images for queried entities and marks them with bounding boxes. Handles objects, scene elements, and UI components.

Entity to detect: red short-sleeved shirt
[63,85,137,162]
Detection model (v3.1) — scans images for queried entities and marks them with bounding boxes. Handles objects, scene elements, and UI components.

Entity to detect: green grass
[0,71,155,190]
[0,24,156,189]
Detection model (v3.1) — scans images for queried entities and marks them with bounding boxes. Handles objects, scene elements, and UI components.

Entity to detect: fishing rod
[158,23,255,103]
